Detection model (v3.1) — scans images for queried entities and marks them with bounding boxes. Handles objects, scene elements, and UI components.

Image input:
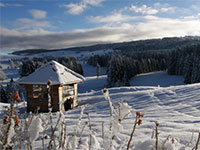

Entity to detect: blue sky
[0,0,200,51]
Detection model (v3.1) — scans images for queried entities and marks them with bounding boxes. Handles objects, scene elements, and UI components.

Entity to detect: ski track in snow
[77,83,200,149]
[0,52,200,149]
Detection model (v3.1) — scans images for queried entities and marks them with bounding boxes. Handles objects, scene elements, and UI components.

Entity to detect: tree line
[19,56,83,77]
[168,44,200,84]
[106,51,168,87]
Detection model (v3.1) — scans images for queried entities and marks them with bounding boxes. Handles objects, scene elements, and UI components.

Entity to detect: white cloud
[1,16,200,51]
[29,9,47,19]
[89,13,138,23]
[61,0,104,15]
[130,5,158,15]
[154,3,175,13]
[13,18,52,30]
[129,3,176,15]
[0,2,23,7]
[160,7,174,13]
[82,0,104,6]
[89,11,160,25]
[62,3,86,15]
[0,2,5,7]
[191,5,200,11]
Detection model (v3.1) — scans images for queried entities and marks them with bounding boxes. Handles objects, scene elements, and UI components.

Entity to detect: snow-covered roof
[18,60,85,85]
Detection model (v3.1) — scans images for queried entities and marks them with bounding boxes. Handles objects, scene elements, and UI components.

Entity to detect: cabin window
[63,84,74,98]
[32,85,47,99]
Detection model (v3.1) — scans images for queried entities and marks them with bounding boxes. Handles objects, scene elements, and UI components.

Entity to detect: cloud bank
[1,16,200,51]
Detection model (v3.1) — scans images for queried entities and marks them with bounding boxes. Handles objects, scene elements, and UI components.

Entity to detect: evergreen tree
[6,79,18,94]
[19,59,40,77]
[168,44,200,84]
[168,50,177,75]
[0,86,8,103]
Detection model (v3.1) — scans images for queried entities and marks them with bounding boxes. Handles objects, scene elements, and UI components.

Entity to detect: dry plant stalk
[127,111,143,150]
[194,131,200,150]
[184,130,194,149]
[26,112,34,150]
[102,121,104,144]
[58,121,65,149]
[2,100,14,150]
[86,112,92,150]
[62,122,67,149]
[47,113,62,150]
[155,121,159,150]
[1,90,21,150]
[161,135,171,150]
[21,93,32,150]
[78,121,87,147]
[118,103,121,123]
[102,89,114,149]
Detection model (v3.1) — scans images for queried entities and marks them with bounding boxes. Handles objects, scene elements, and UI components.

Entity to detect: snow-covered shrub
[28,115,44,146]
[0,98,19,149]
[102,88,133,150]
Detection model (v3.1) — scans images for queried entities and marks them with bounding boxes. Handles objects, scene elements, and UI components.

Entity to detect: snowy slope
[130,71,185,87]
[70,83,200,149]
[0,82,199,149]
[31,49,114,59]
[1,52,199,149]
[65,69,199,149]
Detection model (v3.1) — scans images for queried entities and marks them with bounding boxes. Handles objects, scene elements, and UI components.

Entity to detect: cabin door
[64,98,73,111]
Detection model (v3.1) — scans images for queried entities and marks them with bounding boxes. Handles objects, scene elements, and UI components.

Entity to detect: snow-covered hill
[72,74,199,149]
[0,80,199,149]
[0,52,199,149]
[30,49,114,60]
[130,71,185,87]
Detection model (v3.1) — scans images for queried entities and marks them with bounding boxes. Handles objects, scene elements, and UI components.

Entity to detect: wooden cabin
[18,60,84,112]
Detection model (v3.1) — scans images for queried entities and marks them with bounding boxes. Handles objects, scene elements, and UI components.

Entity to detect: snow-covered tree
[19,59,40,77]
[168,44,200,84]
[0,70,7,82]
[96,63,101,78]
[9,59,15,69]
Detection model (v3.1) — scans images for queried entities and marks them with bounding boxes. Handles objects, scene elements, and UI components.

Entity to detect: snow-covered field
[78,85,200,149]
[0,52,200,149]
[31,49,115,60]
[130,71,185,87]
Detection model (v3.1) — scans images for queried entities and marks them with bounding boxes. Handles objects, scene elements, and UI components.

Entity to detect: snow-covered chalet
[18,60,85,112]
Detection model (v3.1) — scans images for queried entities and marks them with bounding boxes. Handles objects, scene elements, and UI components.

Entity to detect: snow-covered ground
[130,71,185,87]
[0,52,199,149]
[77,83,200,149]
[31,49,114,60]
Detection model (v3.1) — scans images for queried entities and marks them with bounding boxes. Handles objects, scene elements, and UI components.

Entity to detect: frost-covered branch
[48,113,62,150]
[127,111,143,150]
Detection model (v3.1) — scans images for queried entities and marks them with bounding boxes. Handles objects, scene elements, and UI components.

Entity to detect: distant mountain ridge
[12,36,200,56]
